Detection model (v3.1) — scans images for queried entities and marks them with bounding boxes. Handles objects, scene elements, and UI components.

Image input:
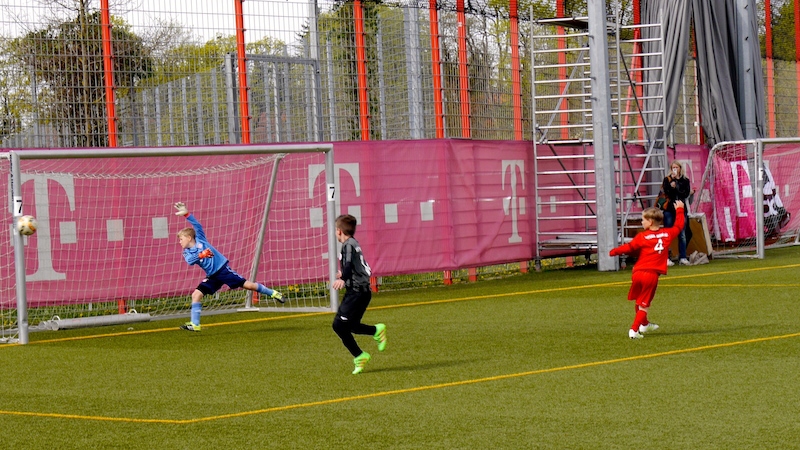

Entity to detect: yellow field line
[2,262,799,422]
[10,282,634,346]
[2,330,798,424]
[663,262,800,279]
[14,261,800,345]
[661,283,800,288]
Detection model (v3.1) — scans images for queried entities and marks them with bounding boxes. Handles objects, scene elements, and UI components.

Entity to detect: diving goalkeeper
[174,202,283,332]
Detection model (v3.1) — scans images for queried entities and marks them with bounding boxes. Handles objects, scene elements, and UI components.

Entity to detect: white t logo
[502,160,526,243]
[21,173,76,281]
[309,163,361,227]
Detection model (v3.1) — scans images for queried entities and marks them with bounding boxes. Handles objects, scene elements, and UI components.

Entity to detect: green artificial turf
[1,248,799,449]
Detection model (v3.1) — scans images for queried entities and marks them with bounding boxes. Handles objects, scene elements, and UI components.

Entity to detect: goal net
[694,139,800,258]
[1,144,336,344]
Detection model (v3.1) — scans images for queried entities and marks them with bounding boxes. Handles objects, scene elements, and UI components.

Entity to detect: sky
[1,0,313,45]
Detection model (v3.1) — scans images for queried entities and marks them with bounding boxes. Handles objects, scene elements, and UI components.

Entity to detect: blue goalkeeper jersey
[182,214,228,276]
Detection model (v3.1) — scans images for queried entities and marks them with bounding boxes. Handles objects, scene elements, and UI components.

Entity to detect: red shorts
[627,270,660,308]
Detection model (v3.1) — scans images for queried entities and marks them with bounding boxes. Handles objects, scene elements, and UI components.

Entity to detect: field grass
[2,247,800,449]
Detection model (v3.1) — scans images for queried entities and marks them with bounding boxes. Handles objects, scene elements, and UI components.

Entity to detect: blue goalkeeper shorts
[197,265,247,295]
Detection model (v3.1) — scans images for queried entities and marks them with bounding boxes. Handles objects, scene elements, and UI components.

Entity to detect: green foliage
[2,247,800,448]
[142,34,286,88]
[0,39,28,140]
[766,0,797,61]
[10,9,153,147]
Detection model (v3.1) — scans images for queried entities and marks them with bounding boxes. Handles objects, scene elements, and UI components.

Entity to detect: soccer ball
[16,215,38,236]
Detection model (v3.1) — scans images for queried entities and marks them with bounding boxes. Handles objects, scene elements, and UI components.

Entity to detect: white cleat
[639,323,660,333]
[629,329,644,339]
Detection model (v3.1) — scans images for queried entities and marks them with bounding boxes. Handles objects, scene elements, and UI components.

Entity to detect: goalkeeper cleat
[269,290,284,304]
[180,322,201,332]
[352,352,371,375]
[639,323,660,333]
[373,323,387,352]
[628,329,643,339]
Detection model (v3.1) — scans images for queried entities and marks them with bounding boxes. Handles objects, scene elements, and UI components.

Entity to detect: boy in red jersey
[610,200,685,339]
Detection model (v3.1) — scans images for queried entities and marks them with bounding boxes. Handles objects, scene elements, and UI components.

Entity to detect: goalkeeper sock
[255,284,275,296]
[191,302,202,325]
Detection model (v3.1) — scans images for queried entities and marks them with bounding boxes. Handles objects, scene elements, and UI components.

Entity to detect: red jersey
[609,207,685,275]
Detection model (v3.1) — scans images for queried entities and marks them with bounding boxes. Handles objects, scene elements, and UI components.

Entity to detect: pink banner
[696,150,757,242]
[1,141,709,308]
[336,140,534,273]
[762,143,800,233]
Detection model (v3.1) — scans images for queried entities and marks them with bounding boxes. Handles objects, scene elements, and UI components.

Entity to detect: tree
[140,33,285,88]
[10,7,153,147]
[0,39,28,142]
[765,0,796,61]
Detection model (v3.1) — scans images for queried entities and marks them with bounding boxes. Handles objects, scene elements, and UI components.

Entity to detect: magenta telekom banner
[336,140,535,275]
[692,142,800,242]
[1,152,332,308]
[3,140,707,308]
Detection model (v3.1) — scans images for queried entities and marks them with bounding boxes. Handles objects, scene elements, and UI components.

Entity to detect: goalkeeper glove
[270,290,284,303]
[174,202,189,216]
[198,249,213,259]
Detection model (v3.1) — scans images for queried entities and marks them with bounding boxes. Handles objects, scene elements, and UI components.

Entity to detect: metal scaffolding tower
[530,10,666,266]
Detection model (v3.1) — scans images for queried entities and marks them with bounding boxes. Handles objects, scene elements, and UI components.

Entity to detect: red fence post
[456,0,471,138]
[557,0,569,139]
[354,0,371,140]
[632,0,643,142]
[235,0,251,144]
[510,0,523,140]
[429,0,445,139]
[795,0,800,136]
[100,0,117,147]
[765,0,776,138]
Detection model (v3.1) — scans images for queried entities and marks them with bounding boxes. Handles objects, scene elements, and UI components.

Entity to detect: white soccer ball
[16,215,38,236]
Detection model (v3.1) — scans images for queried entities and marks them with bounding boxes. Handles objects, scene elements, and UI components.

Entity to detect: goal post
[694,138,800,259]
[3,144,337,344]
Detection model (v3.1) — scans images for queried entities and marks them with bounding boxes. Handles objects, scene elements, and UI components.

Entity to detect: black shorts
[335,285,372,324]
[197,265,247,296]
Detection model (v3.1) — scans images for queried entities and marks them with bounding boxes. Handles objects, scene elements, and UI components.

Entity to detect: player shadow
[214,325,307,336]
[642,324,767,337]
[365,357,481,374]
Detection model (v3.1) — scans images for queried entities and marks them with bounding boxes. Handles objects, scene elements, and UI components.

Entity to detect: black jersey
[340,236,372,289]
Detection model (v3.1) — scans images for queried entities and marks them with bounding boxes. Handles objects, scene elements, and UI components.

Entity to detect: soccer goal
[694,138,800,258]
[2,144,337,344]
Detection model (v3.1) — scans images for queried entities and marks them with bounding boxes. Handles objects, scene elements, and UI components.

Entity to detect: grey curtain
[642,0,765,145]
[658,0,691,142]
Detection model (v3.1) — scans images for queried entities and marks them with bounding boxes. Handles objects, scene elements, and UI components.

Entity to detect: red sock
[637,305,649,326]
[632,309,648,331]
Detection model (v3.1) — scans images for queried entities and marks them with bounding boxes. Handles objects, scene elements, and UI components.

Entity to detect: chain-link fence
[0,1,794,148]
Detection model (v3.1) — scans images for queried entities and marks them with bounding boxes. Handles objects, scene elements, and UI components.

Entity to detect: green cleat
[269,290,284,304]
[373,323,387,352]
[352,352,371,374]
[180,322,201,332]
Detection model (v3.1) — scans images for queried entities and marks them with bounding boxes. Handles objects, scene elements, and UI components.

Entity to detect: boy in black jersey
[331,214,387,374]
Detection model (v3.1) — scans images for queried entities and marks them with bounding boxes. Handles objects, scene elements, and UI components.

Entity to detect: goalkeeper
[174,202,283,332]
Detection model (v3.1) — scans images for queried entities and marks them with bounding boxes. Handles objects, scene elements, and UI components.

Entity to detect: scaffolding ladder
[530,14,666,264]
